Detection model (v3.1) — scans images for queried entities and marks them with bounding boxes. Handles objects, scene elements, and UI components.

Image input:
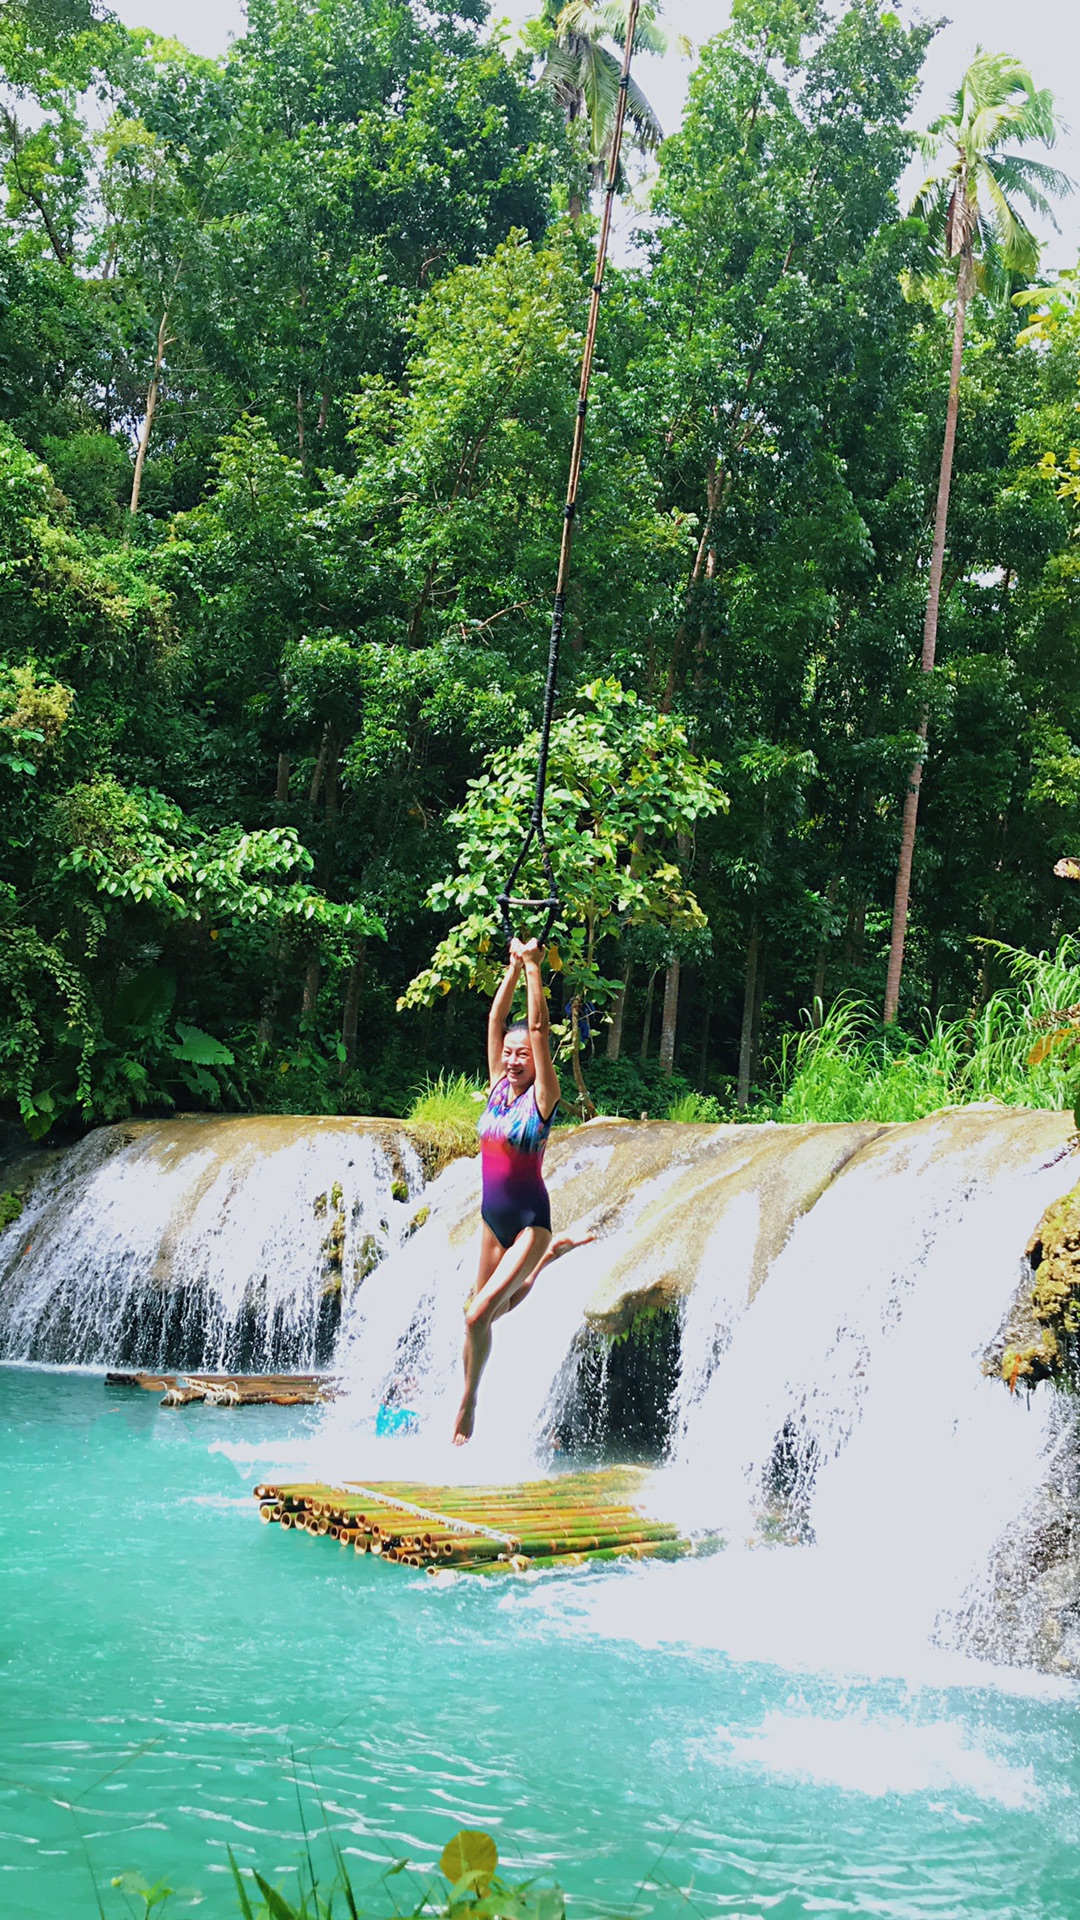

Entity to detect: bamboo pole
[469,1539,693,1575]
[253,1468,695,1576]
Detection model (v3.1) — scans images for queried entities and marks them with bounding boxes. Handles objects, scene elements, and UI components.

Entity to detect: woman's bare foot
[543,1231,596,1266]
[453,1396,476,1444]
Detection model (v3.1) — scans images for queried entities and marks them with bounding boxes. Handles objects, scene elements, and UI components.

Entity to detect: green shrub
[576,1055,696,1119]
[664,1090,725,1122]
[407,1071,487,1128]
[0,1189,23,1229]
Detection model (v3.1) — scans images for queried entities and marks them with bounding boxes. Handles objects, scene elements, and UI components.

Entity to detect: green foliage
[0,0,1078,1136]
[525,0,667,188]
[209,1827,567,1920]
[407,1072,487,1128]
[911,51,1070,294]
[0,660,72,772]
[404,1073,486,1170]
[0,887,96,1136]
[57,776,363,931]
[772,940,1080,1124]
[664,1090,725,1123]
[109,1870,187,1918]
[565,1054,698,1120]
[0,1189,24,1228]
[402,678,724,1011]
[775,999,966,1124]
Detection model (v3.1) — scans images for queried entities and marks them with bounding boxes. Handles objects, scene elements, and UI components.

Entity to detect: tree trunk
[257,935,283,1054]
[340,937,367,1078]
[302,952,320,1021]
[737,916,759,1111]
[129,307,171,518]
[257,1003,275,1053]
[811,946,827,1026]
[639,969,656,1062]
[275,752,291,803]
[309,727,330,806]
[842,894,867,975]
[605,959,632,1061]
[751,936,765,1086]
[883,271,969,1025]
[810,877,837,1025]
[658,957,680,1078]
[698,997,711,1081]
[569,996,597,1119]
[324,736,340,818]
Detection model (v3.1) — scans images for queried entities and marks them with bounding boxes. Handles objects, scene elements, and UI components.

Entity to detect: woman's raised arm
[521,942,560,1121]
[487,951,522,1085]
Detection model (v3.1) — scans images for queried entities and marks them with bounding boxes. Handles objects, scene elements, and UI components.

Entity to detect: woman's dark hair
[503,1018,529,1037]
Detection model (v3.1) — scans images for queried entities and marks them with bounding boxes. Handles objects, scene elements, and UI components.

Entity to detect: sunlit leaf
[441,1830,498,1891]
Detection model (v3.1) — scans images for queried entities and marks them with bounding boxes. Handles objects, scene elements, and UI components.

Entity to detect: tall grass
[665,1091,725,1123]
[404,1071,487,1170]
[406,1071,487,1129]
[775,937,1080,1126]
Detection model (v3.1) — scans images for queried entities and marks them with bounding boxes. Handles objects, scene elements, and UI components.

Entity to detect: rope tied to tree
[497,0,644,953]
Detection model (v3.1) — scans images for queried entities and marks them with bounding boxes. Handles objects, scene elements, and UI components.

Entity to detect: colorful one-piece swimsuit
[477,1076,556,1249]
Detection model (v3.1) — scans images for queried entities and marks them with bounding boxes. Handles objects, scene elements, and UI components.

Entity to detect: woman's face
[502,1031,535,1093]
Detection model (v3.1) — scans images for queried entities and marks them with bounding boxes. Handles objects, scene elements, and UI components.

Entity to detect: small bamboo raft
[106,1371,334,1407]
[253,1468,711,1576]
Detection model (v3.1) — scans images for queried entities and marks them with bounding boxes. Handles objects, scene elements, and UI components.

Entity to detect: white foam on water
[493,1541,1076,1696]
[721,1707,1039,1806]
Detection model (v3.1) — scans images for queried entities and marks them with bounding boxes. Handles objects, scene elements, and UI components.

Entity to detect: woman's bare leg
[453,1226,551,1444]
[499,1230,597,1318]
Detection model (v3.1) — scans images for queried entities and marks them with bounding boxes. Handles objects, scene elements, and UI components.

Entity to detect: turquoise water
[3,1367,1080,1920]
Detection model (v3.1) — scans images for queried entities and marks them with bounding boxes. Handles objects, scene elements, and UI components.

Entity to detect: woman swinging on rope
[453,937,592,1444]
[448,0,641,1445]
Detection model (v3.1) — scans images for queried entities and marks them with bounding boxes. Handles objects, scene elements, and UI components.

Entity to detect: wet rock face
[552,1305,684,1462]
[986,1179,1080,1389]
[962,1403,1080,1676]
[974,1173,1080,1673]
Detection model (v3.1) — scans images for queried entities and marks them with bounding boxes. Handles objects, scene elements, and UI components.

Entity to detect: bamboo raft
[106,1371,333,1407]
[253,1468,711,1576]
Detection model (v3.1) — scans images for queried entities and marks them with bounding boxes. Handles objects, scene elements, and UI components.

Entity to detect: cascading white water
[0,1115,425,1371]
[314,1106,1080,1672]
[643,1111,1080,1674]
[3,1104,1078,1668]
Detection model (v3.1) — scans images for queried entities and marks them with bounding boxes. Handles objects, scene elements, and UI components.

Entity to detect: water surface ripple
[2,1368,1079,1920]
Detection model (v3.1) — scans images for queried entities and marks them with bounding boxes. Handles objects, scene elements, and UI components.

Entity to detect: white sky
[115,0,1080,270]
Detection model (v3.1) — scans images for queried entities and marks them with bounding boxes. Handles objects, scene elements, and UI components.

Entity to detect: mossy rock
[402,1121,481,1181]
[354,1232,382,1284]
[0,1189,24,1230]
[988,1182,1080,1390]
[404,1205,430,1239]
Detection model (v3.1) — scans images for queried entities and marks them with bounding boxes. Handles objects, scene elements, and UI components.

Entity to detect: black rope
[497,0,643,953]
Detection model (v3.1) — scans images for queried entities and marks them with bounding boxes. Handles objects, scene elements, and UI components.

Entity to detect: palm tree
[882,50,1072,1025]
[526,0,669,211]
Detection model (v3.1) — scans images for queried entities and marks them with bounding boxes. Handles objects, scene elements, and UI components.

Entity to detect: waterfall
[0,1115,426,1371]
[3,1104,1078,1666]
